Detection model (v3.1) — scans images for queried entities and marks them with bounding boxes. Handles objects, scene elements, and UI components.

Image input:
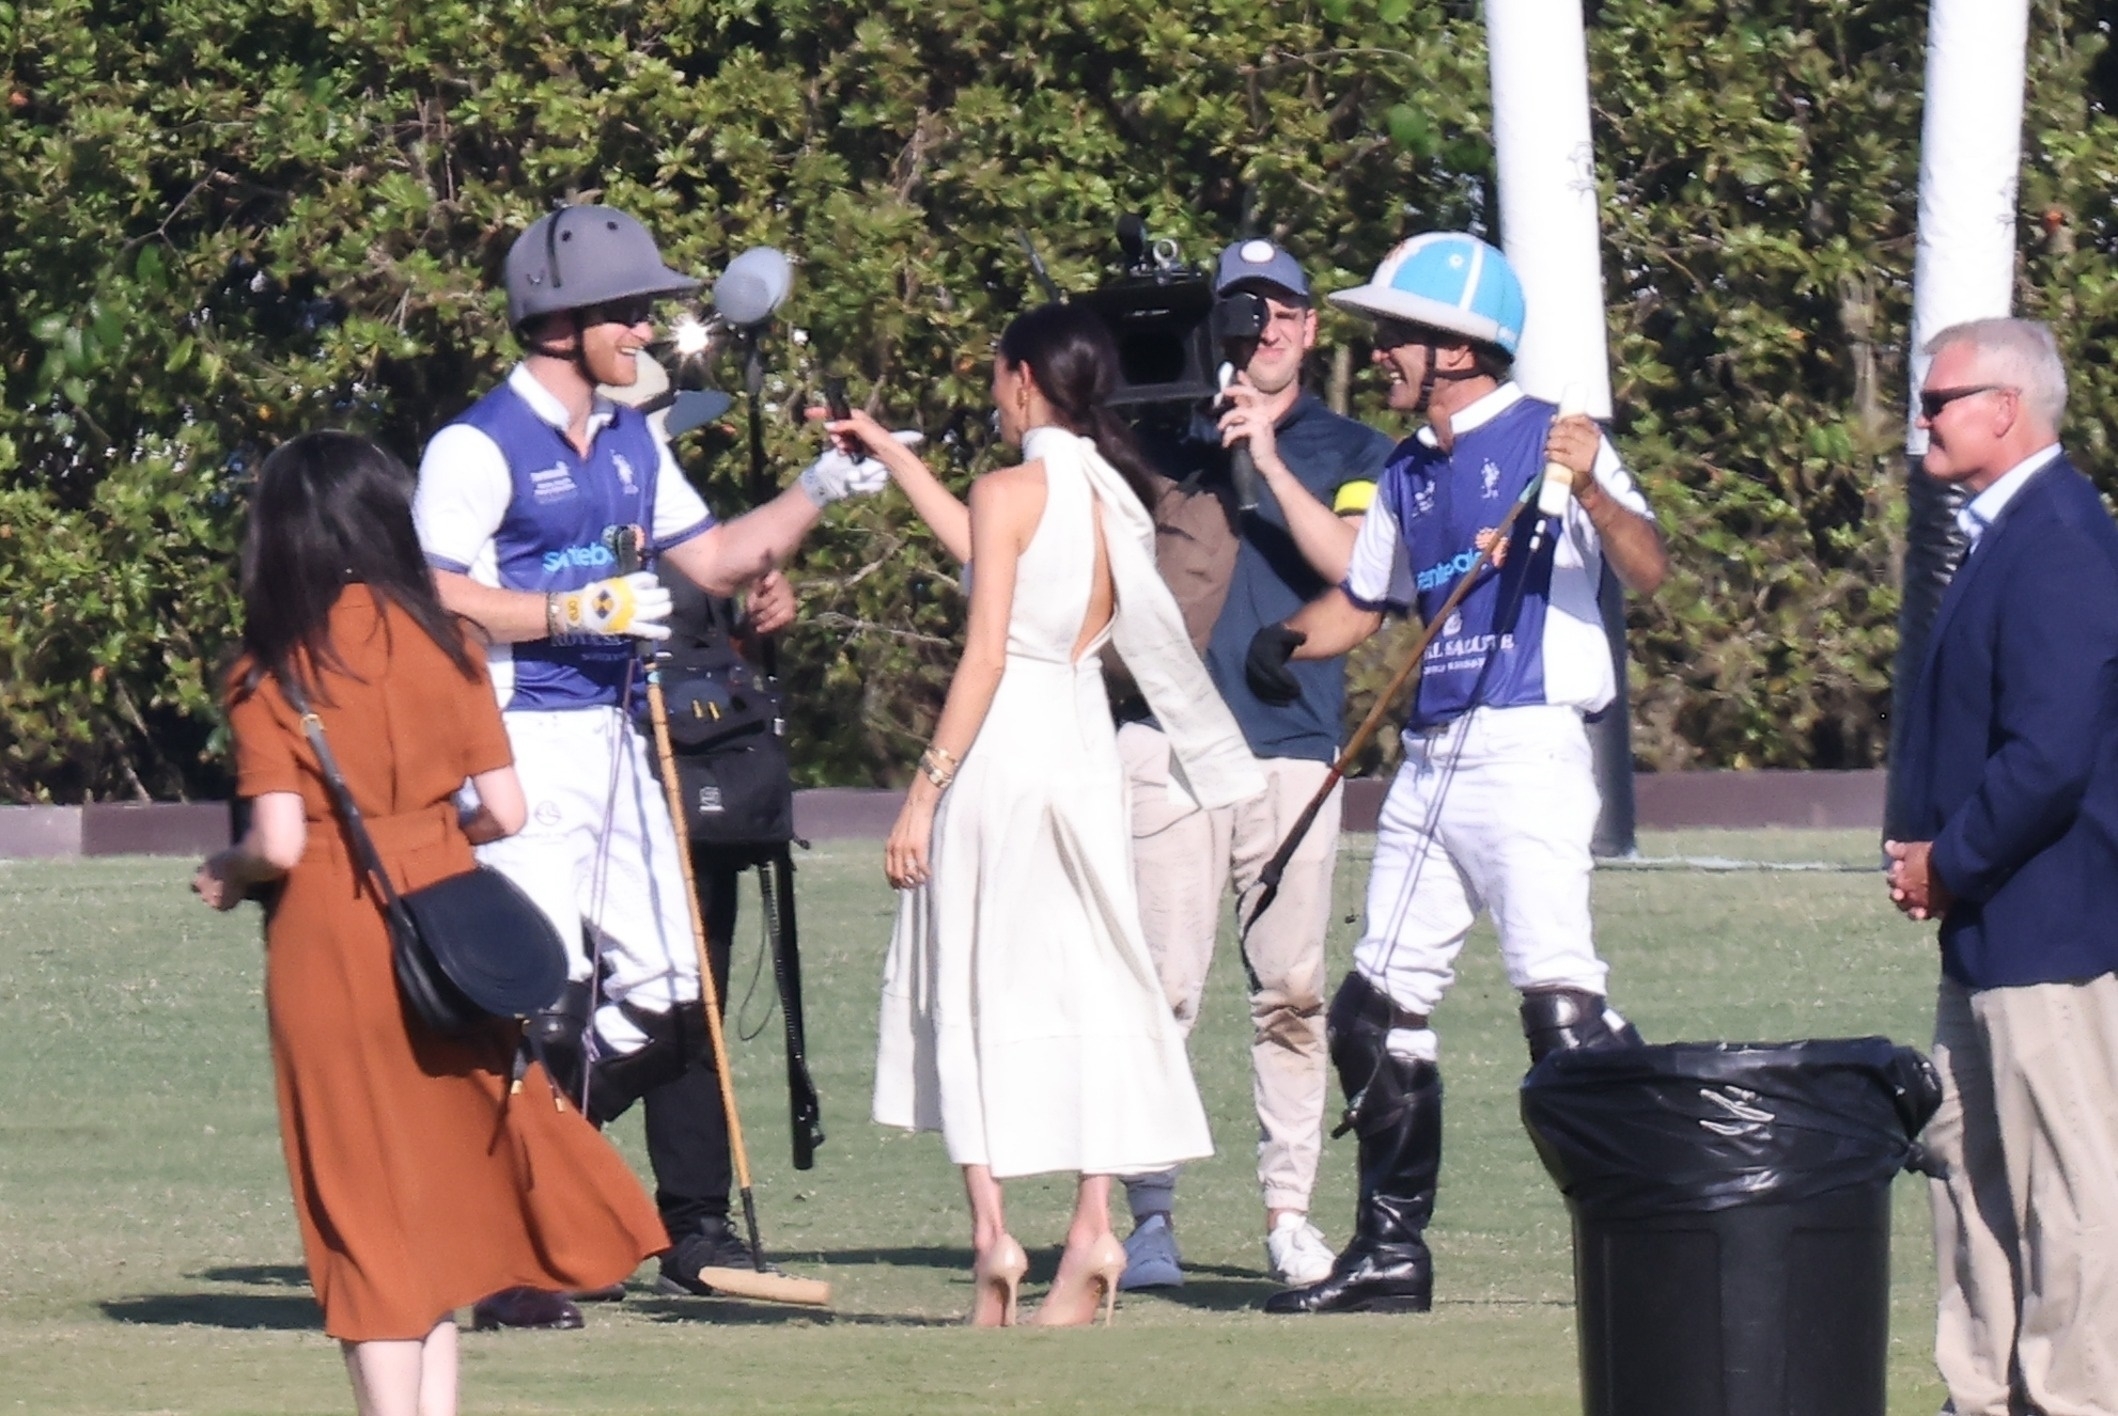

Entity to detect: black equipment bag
[657,584,795,846]
[653,581,820,1164]
[281,677,568,1034]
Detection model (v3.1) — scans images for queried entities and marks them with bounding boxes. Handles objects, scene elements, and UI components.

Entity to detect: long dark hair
[238,431,478,701]
[997,302,1161,511]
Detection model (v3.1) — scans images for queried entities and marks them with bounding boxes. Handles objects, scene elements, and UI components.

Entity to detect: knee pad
[585,1000,706,1126]
[1519,987,1644,1065]
[1326,973,1391,1080]
[1327,973,1435,1138]
[523,980,593,1099]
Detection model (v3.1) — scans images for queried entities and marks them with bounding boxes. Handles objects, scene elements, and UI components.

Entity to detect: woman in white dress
[833,304,1263,1326]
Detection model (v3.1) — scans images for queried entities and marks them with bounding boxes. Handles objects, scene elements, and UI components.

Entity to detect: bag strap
[277,674,414,926]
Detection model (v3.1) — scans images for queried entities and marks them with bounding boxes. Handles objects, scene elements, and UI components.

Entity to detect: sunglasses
[579,297,658,329]
[1371,318,1429,351]
[1918,384,2013,420]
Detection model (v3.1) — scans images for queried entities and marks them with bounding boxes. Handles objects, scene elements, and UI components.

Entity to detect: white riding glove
[797,431,925,507]
[547,571,673,641]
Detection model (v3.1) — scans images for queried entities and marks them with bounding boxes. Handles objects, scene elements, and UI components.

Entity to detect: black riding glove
[1246,624,1307,706]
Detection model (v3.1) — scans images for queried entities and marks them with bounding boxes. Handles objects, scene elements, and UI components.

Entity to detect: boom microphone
[713,246,793,328]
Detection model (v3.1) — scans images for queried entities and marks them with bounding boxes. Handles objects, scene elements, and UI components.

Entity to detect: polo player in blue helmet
[1247,233,1669,1315]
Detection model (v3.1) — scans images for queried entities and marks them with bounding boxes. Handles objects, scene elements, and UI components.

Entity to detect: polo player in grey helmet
[412,204,883,1327]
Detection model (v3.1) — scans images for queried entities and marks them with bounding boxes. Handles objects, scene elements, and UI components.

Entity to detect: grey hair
[1925,318,2067,432]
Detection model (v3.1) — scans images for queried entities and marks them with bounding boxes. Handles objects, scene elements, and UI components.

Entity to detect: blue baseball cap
[1213,239,1311,301]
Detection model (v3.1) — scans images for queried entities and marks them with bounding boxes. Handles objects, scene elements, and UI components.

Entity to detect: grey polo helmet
[504,205,698,328]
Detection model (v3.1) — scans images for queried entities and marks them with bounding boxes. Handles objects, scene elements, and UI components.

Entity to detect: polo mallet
[616,527,832,1309]
[1241,475,1544,942]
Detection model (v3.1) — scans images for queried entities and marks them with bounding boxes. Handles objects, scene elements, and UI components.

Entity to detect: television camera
[1065,216,1273,511]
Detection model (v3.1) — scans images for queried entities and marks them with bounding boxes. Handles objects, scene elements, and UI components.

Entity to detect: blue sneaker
[1118,1213,1184,1290]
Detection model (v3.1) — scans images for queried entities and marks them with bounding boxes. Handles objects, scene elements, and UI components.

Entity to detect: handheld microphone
[712,246,793,328]
[606,523,646,577]
[1537,383,1591,517]
[1218,361,1266,514]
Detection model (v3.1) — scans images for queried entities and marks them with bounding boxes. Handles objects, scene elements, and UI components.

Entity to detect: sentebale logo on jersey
[542,542,618,575]
[1416,548,1482,593]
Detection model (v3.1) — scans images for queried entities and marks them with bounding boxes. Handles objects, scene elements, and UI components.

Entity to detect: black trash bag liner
[1520,1037,1941,1222]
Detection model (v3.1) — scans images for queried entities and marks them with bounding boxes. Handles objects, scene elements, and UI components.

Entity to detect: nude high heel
[1031,1232,1126,1328]
[969,1234,1028,1327]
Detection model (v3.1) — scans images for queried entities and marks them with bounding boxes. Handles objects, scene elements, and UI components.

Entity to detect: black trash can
[1519,1038,1941,1416]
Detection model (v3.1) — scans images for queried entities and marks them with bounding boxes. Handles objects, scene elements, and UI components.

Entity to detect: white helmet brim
[1328,285,1508,351]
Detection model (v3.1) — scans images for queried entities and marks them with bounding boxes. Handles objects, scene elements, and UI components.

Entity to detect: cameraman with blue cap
[1116,238,1395,1293]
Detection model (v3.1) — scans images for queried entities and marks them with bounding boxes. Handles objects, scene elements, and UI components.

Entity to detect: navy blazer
[1897,454,2118,989]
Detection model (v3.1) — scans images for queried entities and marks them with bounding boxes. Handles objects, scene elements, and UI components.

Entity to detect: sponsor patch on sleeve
[1333,479,1377,515]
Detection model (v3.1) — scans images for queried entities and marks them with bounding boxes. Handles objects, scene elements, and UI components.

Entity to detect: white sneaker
[1266,1213,1336,1286]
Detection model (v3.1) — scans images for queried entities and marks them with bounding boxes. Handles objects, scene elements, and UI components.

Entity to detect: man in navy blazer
[1886,317,2118,1416]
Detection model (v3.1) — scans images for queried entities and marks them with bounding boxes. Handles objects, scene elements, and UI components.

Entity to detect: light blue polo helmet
[1329,233,1525,358]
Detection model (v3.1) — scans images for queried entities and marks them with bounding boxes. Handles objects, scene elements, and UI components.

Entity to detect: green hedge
[4,0,2114,799]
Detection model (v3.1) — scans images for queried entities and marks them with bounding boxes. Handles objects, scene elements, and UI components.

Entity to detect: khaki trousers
[1928,972,2118,1416]
[1118,722,1340,1214]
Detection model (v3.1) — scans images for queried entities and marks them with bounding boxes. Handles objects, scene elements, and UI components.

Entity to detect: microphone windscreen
[713,247,793,326]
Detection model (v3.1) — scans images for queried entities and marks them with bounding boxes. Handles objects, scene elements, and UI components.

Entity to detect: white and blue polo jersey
[415,365,715,711]
[1343,383,1651,733]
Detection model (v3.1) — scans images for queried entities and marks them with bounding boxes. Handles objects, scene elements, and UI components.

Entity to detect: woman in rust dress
[194,431,664,1416]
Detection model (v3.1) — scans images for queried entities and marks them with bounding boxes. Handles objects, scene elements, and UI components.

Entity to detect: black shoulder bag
[281,678,567,1035]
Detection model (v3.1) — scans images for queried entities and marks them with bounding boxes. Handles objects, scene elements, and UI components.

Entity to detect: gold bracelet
[918,748,956,790]
[926,743,959,770]
[545,591,564,639]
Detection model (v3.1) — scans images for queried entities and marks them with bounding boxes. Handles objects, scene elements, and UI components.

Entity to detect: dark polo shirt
[1136,393,1394,764]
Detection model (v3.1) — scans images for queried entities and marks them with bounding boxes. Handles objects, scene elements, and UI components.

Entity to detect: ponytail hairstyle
[237,431,479,703]
[996,302,1161,511]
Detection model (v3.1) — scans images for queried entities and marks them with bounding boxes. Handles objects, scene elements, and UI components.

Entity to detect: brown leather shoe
[470,1287,584,1330]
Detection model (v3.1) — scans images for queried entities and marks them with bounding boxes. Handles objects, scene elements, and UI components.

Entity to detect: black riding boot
[1266,973,1442,1315]
[1518,986,1644,1066]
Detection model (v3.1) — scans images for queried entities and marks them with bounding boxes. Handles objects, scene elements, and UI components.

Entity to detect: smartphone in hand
[821,376,857,456]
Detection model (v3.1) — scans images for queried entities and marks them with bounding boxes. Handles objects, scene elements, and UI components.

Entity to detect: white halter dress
[871,427,1263,1177]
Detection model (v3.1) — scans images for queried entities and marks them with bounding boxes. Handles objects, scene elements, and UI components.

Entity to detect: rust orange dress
[230,586,666,1342]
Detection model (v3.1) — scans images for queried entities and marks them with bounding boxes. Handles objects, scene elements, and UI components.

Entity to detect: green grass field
[0,830,1947,1414]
